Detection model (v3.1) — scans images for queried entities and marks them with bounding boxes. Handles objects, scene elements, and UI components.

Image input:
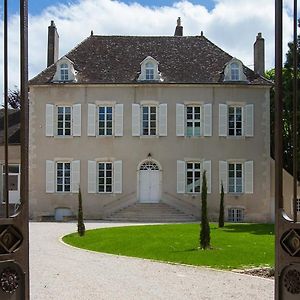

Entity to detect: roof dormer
[52,56,77,83]
[223,58,247,82]
[137,56,163,82]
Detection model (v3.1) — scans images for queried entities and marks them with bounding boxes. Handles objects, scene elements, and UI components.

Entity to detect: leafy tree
[7,87,21,109]
[77,187,85,236]
[218,182,225,228]
[266,21,300,179]
[200,170,210,249]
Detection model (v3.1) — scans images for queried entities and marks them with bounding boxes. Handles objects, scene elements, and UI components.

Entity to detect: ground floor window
[297,198,300,212]
[228,208,244,222]
[56,162,71,192]
[228,163,243,193]
[98,162,113,193]
[186,162,201,193]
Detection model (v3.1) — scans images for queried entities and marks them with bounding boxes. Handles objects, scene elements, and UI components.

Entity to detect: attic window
[230,63,239,81]
[145,63,154,80]
[223,58,247,82]
[60,63,69,81]
[137,56,163,82]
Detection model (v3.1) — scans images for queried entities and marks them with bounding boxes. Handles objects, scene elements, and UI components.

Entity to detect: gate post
[275,0,300,299]
[0,1,29,299]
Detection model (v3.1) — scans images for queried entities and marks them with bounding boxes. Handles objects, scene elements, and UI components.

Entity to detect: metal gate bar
[275,0,300,299]
[0,1,29,299]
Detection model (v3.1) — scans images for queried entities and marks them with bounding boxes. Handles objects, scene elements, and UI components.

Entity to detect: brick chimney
[254,32,265,75]
[47,20,59,67]
[174,17,183,36]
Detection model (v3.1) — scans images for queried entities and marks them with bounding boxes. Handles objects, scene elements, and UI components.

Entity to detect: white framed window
[230,62,239,81]
[137,56,163,82]
[228,163,243,193]
[57,106,72,136]
[46,160,80,193]
[186,106,201,137]
[98,106,113,136]
[186,162,201,193]
[145,62,154,80]
[142,105,157,136]
[219,160,253,194]
[132,103,167,137]
[219,104,253,137]
[98,162,113,193]
[46,104,81,137]
[228,106,242,136]
[88,103,123,137]
[176,103,212,137]
[56,162,71,192]
[297,199,300,212]
[177,160,211,194]
[60,63,69,81]
[88,160,122,194]
[228,208,244,222]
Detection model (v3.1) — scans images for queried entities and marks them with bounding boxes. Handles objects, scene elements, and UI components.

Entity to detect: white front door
[139,170,160,203]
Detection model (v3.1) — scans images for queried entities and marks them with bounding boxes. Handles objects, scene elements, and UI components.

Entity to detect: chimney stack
[47,20,59,67]
[254,32,265,75]
[174,17,183,36]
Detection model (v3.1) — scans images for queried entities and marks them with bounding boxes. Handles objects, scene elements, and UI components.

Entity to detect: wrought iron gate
[0,1,29,299]
[275,0,300,299]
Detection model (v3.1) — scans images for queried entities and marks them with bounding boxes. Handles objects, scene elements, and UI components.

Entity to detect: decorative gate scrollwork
[0,1,29,299]
[275,0,300,299]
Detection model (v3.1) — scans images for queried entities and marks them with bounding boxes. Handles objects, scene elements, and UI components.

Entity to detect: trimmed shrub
[200,170,210,249]
[77,187,85,236]
[218,182,225,228]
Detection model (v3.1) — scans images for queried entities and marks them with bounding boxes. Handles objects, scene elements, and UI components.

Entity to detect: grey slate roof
[29,35,270,85]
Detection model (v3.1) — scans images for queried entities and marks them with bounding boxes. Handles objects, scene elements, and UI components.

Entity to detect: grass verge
[63,223,274,270]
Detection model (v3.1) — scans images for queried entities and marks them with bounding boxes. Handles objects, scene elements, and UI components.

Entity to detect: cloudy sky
[0,0,297,98]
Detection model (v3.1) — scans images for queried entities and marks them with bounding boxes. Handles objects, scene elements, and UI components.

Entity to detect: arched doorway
[138,160,161,203]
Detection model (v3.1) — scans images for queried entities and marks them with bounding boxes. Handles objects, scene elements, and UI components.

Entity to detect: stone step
[104,202,198,222]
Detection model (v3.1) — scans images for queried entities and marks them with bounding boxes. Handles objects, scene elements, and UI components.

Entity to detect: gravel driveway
[30,222,274,300]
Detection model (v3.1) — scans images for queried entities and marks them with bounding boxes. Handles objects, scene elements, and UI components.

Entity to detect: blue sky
[8,0,215,15]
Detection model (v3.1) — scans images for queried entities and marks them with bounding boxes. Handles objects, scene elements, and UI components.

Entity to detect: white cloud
[0,0,295,99]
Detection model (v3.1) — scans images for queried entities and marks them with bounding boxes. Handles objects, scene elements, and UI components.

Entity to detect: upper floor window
[87,103,123,137]
[228,106,242,136]
[60,63,69,81]
[219,104,253,137]
[142,106,157,136]
[98,106,113,136]
[132,103,167,137]
[46,104,81,137]
[176,104,212,137]
[145,63,154,80]
[57,106,72,136]
[186,106,201,137]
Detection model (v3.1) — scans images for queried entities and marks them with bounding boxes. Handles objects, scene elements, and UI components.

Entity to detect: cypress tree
[200,170,210,249]
[77,187,85,236]
[218,182,225,228]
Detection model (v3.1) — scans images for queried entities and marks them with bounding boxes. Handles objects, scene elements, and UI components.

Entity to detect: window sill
[228,193,244,197]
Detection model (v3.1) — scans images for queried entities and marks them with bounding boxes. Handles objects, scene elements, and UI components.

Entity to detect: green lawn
[63,223,274,270]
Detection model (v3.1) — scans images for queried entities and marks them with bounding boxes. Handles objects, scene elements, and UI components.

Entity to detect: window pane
[186,127,193,136]
[99,185,104,192]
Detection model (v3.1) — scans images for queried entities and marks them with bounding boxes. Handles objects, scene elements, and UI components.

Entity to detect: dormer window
[145,63,154,80]
[223,58,247,82]
[52,56,77,83]
[230,62,239,81]
[138,56,163,82]
[60,63,69,81]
